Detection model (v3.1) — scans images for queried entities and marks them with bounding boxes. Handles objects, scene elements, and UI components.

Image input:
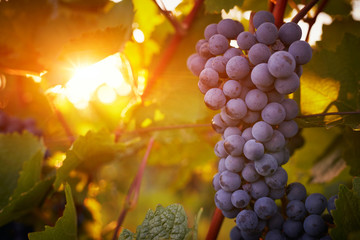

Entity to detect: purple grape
[281,98,299,120]
[305,193,327,215]
[195,39,207,53]
[225,155,246,172]
[254,153,278,176]
[283,219,304,238]
[245,89,268,111]
[269,149,289,166]
[268,51,296,78]
[215,189,233,211]
[289,40,312,65]
[187,53,207,76]
[252,121,274,142]
[211,55,227,76]
[265,229,286,240]
[220,109,242,127]
[253,10,275,29]
[261,102,286,125]
[204,88,226,110]
[303,214,327,237]
[223,47,243,61]
[248,43,271,65]
[274,72,300,95]
[286,182,307,201]
[255,22,278,45]
[251,63,275,88]
[199,41,213,58]
[269,187,285,199]
[264,130,286,152]
[199,68,220,88]
[241,127,254,141]
[230,226,243,240]
[278,120,298,138]
[265,167,288,189]
[278,22,302,46]
[198,80,211,94]
[204,23,218,40]
[220,170,242,192]
[236,210,259,231]
[218,158,226,172]
[226,56,250,80]
[224,134,246,156]
[267,212,284,230]
[222,208,241,219]
[237,31,257,50]
[231,190,251,208]
[217,19,244,39]
[267,90,285,103]
[327,194,338,215]
[214,140,228,158]
[242,163,260,183]
[208,34,229,55]
[242,110,260,124]
[250,179,270,199]
[225,98,248,119]
[223,126,242,138]
[223,80,242,99]
[286,200,307,221]
[212,173,221,191]
[243,139,265,161]
[211,113,227,134]
[254,197,277,219]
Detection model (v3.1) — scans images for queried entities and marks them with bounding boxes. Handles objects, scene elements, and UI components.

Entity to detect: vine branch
[205,208,224,240]
[303,0,329,42]
[291,0,320,23]
[273,0,288,27]
[112,137,155,240]
[152,0,185,34]
[297,111,360,118]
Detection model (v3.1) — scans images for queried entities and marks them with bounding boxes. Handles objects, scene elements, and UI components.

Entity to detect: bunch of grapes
[0,110,42,136]
[187,10,336,239]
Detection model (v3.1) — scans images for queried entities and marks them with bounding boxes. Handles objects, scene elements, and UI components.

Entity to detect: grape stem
[112,137,155,240]
[291,0,320,23]
[297,111,360,118]
[151,0,186,35]
[205,208,224,240]
[303,0,329,42]
[272,0,288,27]
[141,0,205,100]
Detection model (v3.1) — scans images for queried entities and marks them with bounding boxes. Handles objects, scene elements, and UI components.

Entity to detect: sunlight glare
[133,28,145,43]
[65,53,132,109]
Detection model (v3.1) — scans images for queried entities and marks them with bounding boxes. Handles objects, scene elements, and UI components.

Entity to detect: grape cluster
[0,110,42,136]
[187,10,335,239]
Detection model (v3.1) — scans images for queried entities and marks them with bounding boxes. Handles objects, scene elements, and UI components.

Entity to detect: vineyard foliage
[0,0,359,239]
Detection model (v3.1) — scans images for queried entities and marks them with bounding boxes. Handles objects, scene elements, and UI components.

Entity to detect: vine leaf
[204,0,243,13]
[119,204,197,240]
[342,128,360,176]
[28,183,77,240]
[54,130,125,190]
[331,177,360,240]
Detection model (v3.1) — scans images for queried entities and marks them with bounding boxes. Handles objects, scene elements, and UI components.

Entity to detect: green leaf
[0,176,54,226]
[0,132,45,208]
[342,129,360,176]
[303,33,360,130]
[204,0,243,13]
[119,204,192,240]
[54,130,124,189]
[28,183,77,240]
[331,177,360,240]
[323,0,352,16]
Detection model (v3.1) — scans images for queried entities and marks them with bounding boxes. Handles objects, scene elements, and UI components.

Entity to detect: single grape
[212,173,221,191]
[267,212,284,230]
[222,208,241,219]
[253,10,275,29]
[250,179,270,199]
[211,113,227,134]
[217,18,244,39]
[255,22,278,45]
[267,90,285,103]
[231,189,251,208]
[225,155,246,172]
[220,170,242,192]
[305,193,327,215]
[264,130,286,152]
[252,121,274,142]
[204,88,226,110]
[211,55,227,76]
[264,167,288,189]
[256,83,274,93]
[286,182,307,201]
[241,127,253,141]
[254,153,278,176]
[242,110,260,124]
[269,148,289,166]
[224,134,246,156]
[265,229,286,240]
[198,80,210,94]
[274,72,300,95]
[295,64,303,77]
[303,214,327,237]
[286,200,307,221]
[236,210,259,231]
[223,80,242,99]
[278,22,302,46]
[215,189,234,211]
[254,197,277,220]
[268,51,296,78]
[225,98,248,119]
[214,140,228,158]
[218,158,226,172]
[251,63,275,88]
[243,139,265,161]
[283,219,304,238]
[187,54,207,76]
[248,43,271,65]
[199,68,220,88]
[199,41,213,58]
[208,34,229,55]
[223,126,242,138]
[289,40,312,65]
[242,163,261,183]
[195,39,207,53]
[278,120,298,138]
[226,56,250,80]
[220,109,242,127]
[281,98,299,120]
[261,102,286,126]
[245,89,268,111]
[237,31,257,50]
[204,23,218,40]
[204,57,214,68]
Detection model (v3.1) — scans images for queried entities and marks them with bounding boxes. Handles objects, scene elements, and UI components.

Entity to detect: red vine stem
[303,0,329,42]
[292,0,320,23]
[272,0,288,27]
[141,0,205,100]
[151,0,185,34]
[205,208,224,240]
[112,137,155,240]
[297,111,360,118]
